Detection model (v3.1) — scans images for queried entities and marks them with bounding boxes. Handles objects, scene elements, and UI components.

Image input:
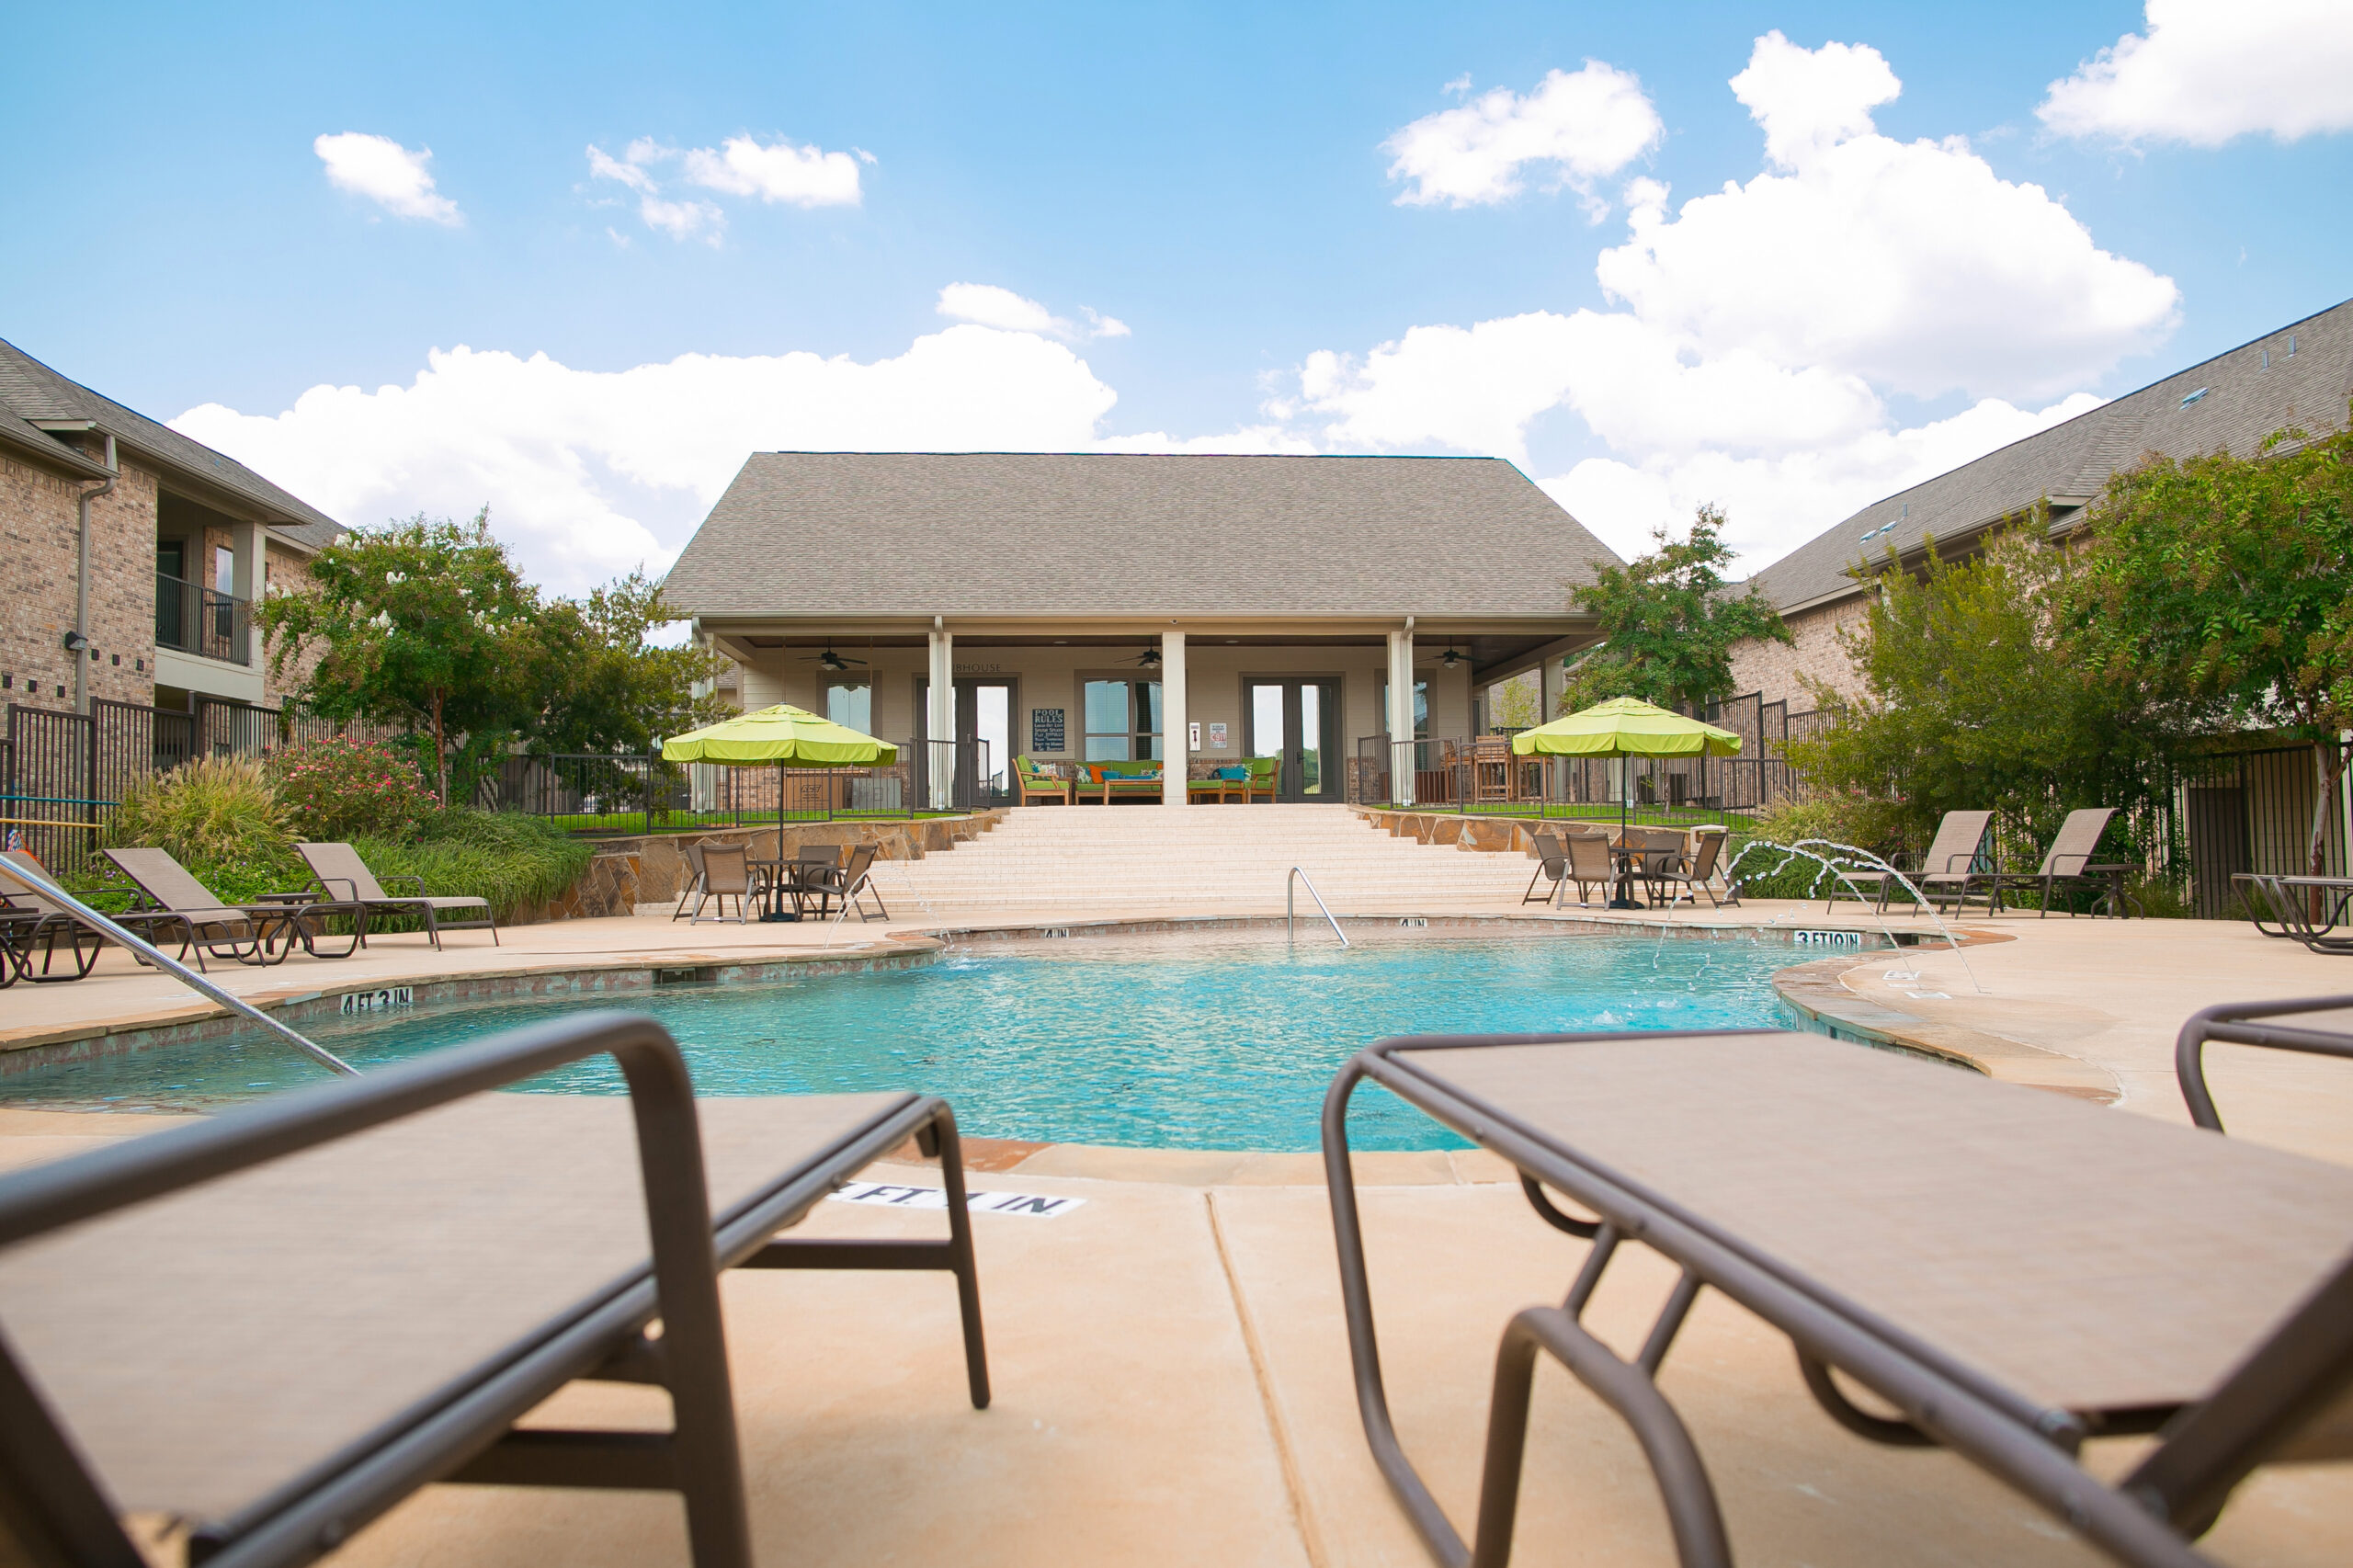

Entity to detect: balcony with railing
[153,572,251,666]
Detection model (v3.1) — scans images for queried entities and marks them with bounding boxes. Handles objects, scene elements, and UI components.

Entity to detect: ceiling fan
[1122,645,1164,669]
[1438,641,1469,671]
[796,647,868,673]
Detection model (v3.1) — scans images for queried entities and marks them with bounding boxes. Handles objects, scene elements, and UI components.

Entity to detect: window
[825,680,871,733]
[1378,679,1429,739]
[1084,678,1161,760]
[214,545,235,596]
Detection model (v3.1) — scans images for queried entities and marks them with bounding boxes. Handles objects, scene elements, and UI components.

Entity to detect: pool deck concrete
[4,902,2350,1564]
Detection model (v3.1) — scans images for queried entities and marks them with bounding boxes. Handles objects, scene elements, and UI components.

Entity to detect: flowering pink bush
[266,737,437,842]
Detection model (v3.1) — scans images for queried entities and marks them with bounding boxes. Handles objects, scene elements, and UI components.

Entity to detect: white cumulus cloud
[171,325,1120,595]
[587,142,726,244]
[681,134,864,207]
[937,284,1130,341]
[2038,0,2353,145]
[313,132,461,225]
[1384,62,1662,212]
[1283,33,2178,572]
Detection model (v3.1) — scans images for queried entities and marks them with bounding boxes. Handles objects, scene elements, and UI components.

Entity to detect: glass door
[958,679,1014,805]
[1245,679,1342,801]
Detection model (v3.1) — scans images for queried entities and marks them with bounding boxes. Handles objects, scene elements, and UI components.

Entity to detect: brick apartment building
[1,337,344,718]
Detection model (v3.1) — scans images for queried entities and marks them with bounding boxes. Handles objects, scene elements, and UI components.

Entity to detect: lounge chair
[1324,1025,2353,1568]
[0,848,114,983]
[1895,808,1996,915]
[0,1010,989,1568]
[1993,807,2130,918]
[296,840,498,949]
[1015,755,1072,806]
[102,846,350,970]
[2229,871,2353,954]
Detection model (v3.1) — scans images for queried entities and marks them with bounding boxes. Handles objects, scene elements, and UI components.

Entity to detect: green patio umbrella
[661,704,900,837]
[1510,697,1742,907]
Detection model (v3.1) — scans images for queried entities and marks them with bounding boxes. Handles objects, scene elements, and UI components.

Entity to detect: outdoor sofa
[296,841,499,949]
[1188,756,1279,803]
[0,1010,990,1568]
[1324,1015,2353,1568]
[1076,759,1164,804]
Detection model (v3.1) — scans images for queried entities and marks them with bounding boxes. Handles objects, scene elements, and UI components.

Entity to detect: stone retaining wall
[1353,807,1546,856]
[571,811,1006,911]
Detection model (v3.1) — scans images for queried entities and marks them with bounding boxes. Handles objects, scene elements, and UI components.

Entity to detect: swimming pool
[5,927,1833,1151]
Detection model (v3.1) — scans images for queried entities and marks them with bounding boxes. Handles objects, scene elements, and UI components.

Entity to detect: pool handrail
[1288,867,1349,948]
[0,854,357,1078]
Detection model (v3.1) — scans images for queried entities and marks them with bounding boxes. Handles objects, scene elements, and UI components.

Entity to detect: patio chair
[672,841,710,922]
[1522,833,1568,904]
[1993,807,2129,918]
[101,846,347,970]
[1242,756,1279,803]
[801,844,890,922]
[1651,827,1730,908]
[297,841,499,949]
[776,845,845,917]
[0,1010,989,1568]
[1324,1024,2353,1568]
[1625,827,1689,906]
[1015,755,1072,806]
[689,843,756,924]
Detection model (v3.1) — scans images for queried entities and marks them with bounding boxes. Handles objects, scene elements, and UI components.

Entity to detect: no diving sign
[830,1181,1086,1219]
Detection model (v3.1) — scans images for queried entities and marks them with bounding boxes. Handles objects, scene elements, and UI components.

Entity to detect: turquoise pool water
[4,929,1829,1151]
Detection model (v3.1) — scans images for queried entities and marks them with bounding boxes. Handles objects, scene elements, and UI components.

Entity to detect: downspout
[73,435,119,714]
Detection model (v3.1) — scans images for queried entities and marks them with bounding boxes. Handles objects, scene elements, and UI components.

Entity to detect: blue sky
[6,1,2349,592]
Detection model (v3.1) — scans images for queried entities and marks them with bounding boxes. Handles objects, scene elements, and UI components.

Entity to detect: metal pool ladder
[1288,868,1349,948]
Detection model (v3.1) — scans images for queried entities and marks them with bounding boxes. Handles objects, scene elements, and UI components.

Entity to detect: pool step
[881,805,1546,917]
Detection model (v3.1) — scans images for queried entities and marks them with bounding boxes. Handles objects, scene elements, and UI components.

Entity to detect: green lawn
[557,808,975,836]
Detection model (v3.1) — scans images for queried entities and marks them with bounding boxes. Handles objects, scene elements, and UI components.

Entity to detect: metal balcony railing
[154,572,250,665]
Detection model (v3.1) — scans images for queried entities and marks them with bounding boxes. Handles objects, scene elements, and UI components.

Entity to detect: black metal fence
[0,697,382,878]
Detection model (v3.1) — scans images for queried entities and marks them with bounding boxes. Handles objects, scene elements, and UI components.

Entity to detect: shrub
[1726,797,1918,903]
[352,810,595,925]
[267,737,438,842]
[104,756,301,888]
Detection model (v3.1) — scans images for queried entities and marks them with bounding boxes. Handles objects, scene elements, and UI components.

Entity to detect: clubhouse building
[661,453,1622,805]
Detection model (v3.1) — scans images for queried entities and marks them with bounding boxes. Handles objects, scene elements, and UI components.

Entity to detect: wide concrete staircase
[874,804,1538,922]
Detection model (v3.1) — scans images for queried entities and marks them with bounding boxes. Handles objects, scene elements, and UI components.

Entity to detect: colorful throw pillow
[1215,765,1247,781]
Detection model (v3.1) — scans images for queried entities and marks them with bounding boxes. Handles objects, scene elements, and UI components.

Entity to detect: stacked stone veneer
[553,812,1006,914]
[1726,596,1870,710]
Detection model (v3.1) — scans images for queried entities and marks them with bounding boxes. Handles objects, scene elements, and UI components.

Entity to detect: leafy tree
[257,510,546,805]
[1787,518,2182,859]
[1488,671,1542,730]
[1560,506,1791,714]
[2065,412,2353,876]
[532,571,729,755]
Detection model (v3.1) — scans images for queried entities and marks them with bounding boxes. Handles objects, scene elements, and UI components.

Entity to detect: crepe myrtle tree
[2066,409,2353,879]
[1560,505,1790,714]
[258,510,546,806]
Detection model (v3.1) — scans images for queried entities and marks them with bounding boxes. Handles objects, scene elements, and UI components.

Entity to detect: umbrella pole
[1611,750,1639,910]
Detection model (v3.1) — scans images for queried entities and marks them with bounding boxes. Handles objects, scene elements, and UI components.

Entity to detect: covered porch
[700,619,1597,809]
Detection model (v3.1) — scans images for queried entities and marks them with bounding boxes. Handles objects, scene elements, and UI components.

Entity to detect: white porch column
[926,620,953,810]
[1161,630,1188,807]
[1538,652,1559,722]
[1386,624,1415,806]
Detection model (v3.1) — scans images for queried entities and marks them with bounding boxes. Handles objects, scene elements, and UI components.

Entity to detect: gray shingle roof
[0,337,344,551]
[1747,298,2353,612]
[664,453,1621,619]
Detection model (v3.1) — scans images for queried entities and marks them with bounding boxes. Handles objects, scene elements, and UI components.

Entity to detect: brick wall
[1726,594,1871,710]
[0,446,161,712]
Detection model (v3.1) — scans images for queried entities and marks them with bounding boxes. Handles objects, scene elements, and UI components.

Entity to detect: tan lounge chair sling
[0,1013,988,1568]
[100,846,294,969]
[1325,1028,2353,1568]
[298,841,498,949]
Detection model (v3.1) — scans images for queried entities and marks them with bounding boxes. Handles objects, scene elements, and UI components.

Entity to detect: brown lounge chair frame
[1324,1027,2353,1568]
[296,841,498,949]
[2229,871,2353,954]
[0,1011,988,1568]
[102,847,360,970]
